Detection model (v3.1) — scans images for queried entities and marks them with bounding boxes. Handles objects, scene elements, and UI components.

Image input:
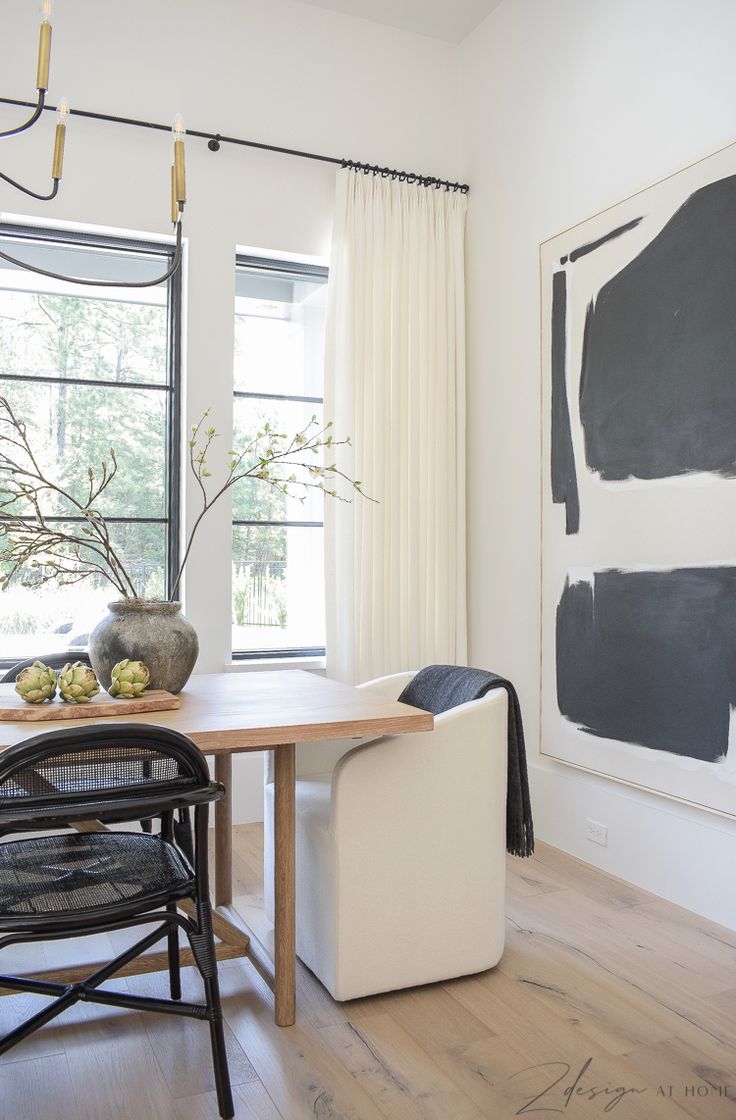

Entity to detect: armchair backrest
[330,685,508,846]
[280,671,421,781]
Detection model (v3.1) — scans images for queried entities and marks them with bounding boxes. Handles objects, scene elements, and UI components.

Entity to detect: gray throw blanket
[397,664,534,858]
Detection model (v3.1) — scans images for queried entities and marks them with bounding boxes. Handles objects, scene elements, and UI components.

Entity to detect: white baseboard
[531,760,736,931]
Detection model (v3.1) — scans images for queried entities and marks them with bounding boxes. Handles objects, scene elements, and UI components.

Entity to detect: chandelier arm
[0,90,45,139]
[0,170,59,201]
[0,222,183,289]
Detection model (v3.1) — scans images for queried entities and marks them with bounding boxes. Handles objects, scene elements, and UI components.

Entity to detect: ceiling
[295,0,504,43]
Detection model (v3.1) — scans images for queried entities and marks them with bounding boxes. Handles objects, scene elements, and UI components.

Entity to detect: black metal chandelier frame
[0,86,46,139]
[0,9,185,291]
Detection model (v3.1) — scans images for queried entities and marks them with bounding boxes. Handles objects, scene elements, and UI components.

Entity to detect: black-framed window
[232,255,328,659]
[0,224,181,667]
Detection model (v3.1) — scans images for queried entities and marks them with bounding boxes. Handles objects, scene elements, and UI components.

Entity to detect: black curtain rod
[0,96,470,194]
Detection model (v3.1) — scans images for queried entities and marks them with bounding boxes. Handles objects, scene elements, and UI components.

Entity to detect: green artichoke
[59,661,100,704]
[14,660,57,704]
[108,659,150,699]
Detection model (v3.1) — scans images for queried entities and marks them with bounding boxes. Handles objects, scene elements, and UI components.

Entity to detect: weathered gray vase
[88,599,199,694]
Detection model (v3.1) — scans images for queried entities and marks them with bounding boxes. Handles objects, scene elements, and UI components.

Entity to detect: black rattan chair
[0,722,234,1119]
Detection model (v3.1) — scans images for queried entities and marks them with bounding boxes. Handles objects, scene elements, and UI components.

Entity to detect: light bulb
[57,97,69,125]
[41,0,53,22]
[172,114,185,143]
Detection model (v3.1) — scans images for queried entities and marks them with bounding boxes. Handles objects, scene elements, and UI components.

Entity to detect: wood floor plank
[0,929,125,1063]
[437,969,690,1116]
[63,1008,180,1120]
[505,861,566,901]
[505,901,736,1054]
[317,1019,432,1120]
[530,841,654,909]
[621,1037,736,1120]
[293,958,347,1030]
[218,960,391,1120]
[508,885,733,1000]
[445,966,613,1055]
[338,1012,489,1120]
[634,899,736,971]
[173,1079,284,1120]
[500,924,686,1053]
[0,1051,77,1120]
[348,982,494,1054]
[231,828,268,904]
[435,1028,693,1119]
[0,989,67,1064]
[128,968,260,1097]
[709,988,736,1015]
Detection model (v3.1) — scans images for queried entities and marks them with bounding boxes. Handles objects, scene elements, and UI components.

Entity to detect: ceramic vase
[88,599,198,694]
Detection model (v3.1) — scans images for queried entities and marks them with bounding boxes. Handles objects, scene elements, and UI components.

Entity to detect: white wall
[460,0,736,929]
[1,0,459,821]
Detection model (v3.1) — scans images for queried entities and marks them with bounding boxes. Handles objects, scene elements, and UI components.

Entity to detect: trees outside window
[232,257,328,657]
[0,228,180,664]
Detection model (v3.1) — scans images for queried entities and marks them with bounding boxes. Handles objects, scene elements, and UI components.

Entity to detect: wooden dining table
[0,670,433,1026]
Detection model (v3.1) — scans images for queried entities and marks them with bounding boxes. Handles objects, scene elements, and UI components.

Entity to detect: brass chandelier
[0,1,185,288]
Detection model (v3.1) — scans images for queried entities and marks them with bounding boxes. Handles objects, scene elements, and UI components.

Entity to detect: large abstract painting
[541,141,736,817]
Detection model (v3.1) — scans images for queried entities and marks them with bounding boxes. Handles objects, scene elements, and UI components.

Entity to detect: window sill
[225,656,326,673]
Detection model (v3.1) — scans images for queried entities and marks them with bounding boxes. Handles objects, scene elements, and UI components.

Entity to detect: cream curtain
[324,168,468,683]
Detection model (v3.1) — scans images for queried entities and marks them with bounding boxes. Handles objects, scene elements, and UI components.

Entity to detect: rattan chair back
[0,652,91,683]
[0,723,215,831]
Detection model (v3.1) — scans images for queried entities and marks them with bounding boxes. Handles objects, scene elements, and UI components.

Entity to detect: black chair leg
[204,974,234,1119]
[174,808,194,864]
[166,903,181,1001]
[189,896,233,1119]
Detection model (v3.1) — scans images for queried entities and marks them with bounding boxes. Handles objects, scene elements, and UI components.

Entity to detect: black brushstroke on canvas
[556,567,736,762]
[568,216,643,262]
[580,173,736,481]
[550,271,579,534]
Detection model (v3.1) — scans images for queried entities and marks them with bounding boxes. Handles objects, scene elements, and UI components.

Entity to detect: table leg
[214,753,233,908]
[273,743,296,1027]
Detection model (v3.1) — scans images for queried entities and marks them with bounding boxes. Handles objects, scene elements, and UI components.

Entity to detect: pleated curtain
[324,168,468,683]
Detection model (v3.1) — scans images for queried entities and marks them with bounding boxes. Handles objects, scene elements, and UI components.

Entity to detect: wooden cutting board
[0,686,181,721]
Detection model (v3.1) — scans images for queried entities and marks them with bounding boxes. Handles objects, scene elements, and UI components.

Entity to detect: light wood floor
[1,826,734,1120]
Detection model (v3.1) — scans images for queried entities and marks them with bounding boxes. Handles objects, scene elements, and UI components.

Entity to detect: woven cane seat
[0,832,193,917]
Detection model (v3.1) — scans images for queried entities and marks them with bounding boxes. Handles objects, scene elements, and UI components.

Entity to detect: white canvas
[540,140,736,818]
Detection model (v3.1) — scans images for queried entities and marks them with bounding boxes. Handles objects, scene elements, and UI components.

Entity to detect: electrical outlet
[586,819,608,846]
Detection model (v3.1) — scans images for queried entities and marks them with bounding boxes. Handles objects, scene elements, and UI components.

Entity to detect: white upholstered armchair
[263,670,509,1001]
